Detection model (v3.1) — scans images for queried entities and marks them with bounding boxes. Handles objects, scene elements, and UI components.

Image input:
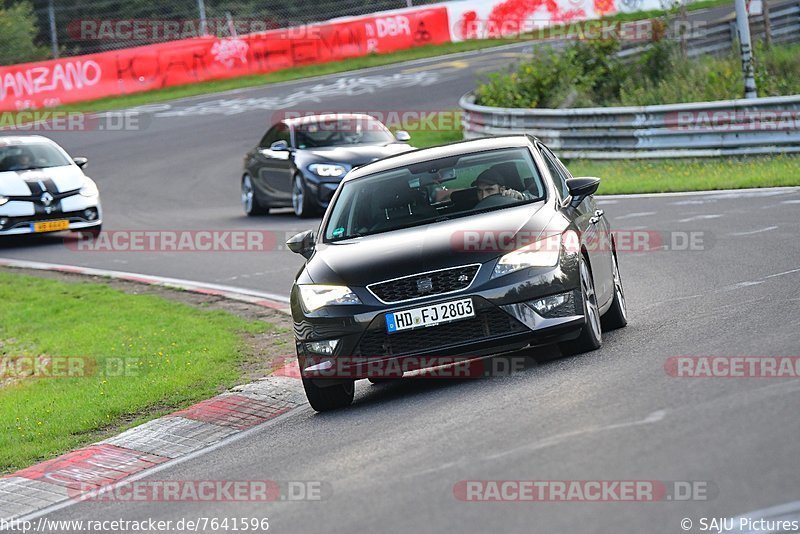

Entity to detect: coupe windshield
[324,147,546,241]
[0,143,71,171]
[294,116,395,148]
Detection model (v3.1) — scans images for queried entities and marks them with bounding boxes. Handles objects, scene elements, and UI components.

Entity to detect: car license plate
[386,298,475,334]
[31,220,69,233]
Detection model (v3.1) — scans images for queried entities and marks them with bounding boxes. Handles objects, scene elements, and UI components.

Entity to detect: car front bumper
[292,257,586,381]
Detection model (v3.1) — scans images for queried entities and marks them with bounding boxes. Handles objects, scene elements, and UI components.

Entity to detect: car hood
[306,201,558,287]
[0,165,85,196]
[302,143,413,167]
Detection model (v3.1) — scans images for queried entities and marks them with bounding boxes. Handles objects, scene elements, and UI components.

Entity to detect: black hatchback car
[287,135,627,411]
[242,113,414,218]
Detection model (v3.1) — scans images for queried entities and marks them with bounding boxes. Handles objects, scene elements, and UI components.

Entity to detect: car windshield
[294,116,395,148]
[0,143,71,171]
[324,147,546,241]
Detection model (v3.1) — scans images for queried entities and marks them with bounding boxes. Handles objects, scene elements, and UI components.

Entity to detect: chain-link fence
[28,0,442,59]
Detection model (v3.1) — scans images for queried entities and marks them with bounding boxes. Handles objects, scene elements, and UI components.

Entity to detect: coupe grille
[355,306,527,358]
[368,265,480,303]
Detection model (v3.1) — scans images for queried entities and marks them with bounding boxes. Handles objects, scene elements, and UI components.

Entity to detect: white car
[0,135,102,236]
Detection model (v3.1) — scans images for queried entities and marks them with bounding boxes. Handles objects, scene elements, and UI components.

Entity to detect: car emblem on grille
[40,192,53,207]
[416,278,433,293]
[458,274,469,283]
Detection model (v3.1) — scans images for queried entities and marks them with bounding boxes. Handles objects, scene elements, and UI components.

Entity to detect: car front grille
[367,264,481,303]
[354,304,528,358]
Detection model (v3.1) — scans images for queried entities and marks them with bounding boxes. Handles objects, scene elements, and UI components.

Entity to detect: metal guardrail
[460,4,800,158]
[617,1,800,59]
[460,93,800,159]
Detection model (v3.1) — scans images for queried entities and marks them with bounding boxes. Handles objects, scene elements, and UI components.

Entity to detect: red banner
[0,8,449,112]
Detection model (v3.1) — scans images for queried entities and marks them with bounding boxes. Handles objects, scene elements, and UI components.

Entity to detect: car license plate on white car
[386,298,475,334]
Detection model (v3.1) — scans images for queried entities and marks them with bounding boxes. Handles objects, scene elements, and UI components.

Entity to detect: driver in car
[472,168,525,202]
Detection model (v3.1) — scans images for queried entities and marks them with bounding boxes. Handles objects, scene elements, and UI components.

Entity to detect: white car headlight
[309,163,346,177]
[0,196,8,206]
[298,285,361,312]
[79,178,99,197]
[493,234,562,278]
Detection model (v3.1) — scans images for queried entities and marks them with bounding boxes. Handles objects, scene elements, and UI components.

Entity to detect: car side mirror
[73,157,88,168]
[394,130,411,142]
[286,230,315,259]
[566,177,600,206]
[270,140,289,151]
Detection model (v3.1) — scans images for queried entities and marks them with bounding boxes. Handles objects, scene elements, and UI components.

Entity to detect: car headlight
[79,178,99,197]
[492,234,562,278]
[298,285,361,312]
[308,163,346,177]
[0,196,8,206]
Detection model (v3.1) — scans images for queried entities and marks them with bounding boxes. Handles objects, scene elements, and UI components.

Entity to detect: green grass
[568,154,800,193]
[0,272,271,473]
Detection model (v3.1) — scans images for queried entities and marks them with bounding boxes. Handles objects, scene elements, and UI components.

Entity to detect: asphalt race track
[3,5,800,531]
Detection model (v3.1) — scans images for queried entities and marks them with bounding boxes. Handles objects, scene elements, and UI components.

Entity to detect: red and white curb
[0,258,292,315]
[0,259,305,523]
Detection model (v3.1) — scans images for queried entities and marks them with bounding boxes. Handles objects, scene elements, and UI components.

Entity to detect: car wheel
[559,257,602,355]
[302,377,354,411]
[242,174,269,216]
[601,251,628,330]
[292,174,315,218]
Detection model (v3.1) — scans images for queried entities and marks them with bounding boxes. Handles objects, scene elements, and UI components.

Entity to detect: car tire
[302,377,354,411]
[559,257,602,355]
[292,174,316,218]
[242,174,269,216]
[601,251,628,330]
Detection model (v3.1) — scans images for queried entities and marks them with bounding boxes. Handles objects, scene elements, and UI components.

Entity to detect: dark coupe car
[242,113,414,217]
[286,135,627,411]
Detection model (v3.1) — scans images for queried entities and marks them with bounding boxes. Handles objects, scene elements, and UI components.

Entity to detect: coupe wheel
[601,251,628,330]
[242,174,269,216]
[560,257,602,355]
[302,377,354,411]
[292,174,315,218]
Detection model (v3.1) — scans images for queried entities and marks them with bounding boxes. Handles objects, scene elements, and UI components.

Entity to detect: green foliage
[0,2,49,66]
[476,36,800,108]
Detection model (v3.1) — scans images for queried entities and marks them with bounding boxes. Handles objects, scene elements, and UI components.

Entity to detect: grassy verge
[569,154,800,193]
[0,271,273,473]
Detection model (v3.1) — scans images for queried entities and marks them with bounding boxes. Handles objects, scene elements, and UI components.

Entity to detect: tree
[0,1,50,65]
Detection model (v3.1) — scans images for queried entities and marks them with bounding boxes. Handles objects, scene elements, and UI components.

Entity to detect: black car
[242,113,414,217]
[286,135,627,411]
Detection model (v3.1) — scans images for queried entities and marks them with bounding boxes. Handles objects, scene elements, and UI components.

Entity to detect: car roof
[282,113,382,128]
[342,135,537,183]
[0,135,57,146]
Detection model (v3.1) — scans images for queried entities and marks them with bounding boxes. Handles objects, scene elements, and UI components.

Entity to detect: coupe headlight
[492,234,562,278]
[298,284,361,312]
[308,163,346,177]
[79,178,99,197]
[0,196,8,206]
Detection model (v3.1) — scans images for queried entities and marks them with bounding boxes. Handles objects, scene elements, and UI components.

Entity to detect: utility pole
[197,0,208,36]
[48,0,59,59]
[735,0,758,98]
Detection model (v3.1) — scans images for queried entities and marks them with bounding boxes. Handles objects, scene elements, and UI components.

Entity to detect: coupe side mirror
[566,177,600,206]
[73,157,88,168]
[270,140,290,151]
[395,130,411,142]
[286,230,315,259]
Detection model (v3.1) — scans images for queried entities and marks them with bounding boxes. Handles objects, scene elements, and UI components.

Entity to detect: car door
[252,123,293,203]
[539,144,614,307]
